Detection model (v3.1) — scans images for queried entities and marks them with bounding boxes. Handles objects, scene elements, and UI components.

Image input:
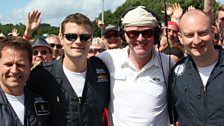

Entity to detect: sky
[0,0,126,27]
[1,0,224,27]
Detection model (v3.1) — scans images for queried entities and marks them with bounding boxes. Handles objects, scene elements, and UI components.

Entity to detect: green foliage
[0,23,59,38]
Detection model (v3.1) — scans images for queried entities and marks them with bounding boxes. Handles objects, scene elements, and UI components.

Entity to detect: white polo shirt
[97,47,171,126]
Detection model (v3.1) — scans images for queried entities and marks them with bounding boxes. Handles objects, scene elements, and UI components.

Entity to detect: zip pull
[184,87,187,94]
[56,96,60,103]
[78,97,82,104]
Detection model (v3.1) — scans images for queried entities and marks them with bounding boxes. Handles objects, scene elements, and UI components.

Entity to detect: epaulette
[31,62,43,71]
[42,61,55,67]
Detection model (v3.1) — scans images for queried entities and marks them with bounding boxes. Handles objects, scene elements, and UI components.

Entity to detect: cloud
[5,0,125,26]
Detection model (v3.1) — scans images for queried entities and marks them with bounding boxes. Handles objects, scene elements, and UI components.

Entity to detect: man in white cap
[97,6,172,126]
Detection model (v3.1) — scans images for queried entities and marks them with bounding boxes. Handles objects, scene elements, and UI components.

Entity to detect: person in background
[32,38,53,66]
[28,13,110,126]
[97,6,172,126]
[45,34,63,60]
[88,37,107,57]
[212,23,220,46]
[158,20,184,55]
[158,36,171,52]
[162,21,180,46]
[216,4,224,43]
[163,46,184,64]
[168,9,224,125]
[102,24,123,49]
[0,36,50,125]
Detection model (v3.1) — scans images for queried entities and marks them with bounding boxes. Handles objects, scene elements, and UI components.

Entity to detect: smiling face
[60,22,92,61]
[0,48,31,96]
[179,10,214,60]
[32,46,52,64]
[124,26,155,61]
[103,30,122,49]
[46,35,62,60]
[163,25,179,43]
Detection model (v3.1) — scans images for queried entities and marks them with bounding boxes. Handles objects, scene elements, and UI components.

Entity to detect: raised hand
[11,28,19,36]
[171,3,183,20]
[161,3,173,16]
[188,5,195,11]
[23,10,41,39]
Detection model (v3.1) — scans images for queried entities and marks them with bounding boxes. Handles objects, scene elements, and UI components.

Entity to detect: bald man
[168,9,224,125]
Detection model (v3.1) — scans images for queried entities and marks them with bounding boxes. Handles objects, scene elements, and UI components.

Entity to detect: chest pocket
[110,71,127,93]
[147,78,166,97]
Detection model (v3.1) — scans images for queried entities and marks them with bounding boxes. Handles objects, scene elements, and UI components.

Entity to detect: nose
[10,64,18,74]
[193,33,201,45]
[136,33,145,41]
[36,51,42,56]
[169,30,174,35]
[53,46,57,50]
[74,37,82,44]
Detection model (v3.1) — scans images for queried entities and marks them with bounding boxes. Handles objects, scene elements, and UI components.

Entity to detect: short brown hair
[0,36,32,64]
[216,4,224,19]
[60,13,93,34]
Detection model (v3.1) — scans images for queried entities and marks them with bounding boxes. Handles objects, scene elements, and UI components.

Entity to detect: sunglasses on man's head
[104,32,120,39]
[125,29,154,39]
[89,48,105,53]
[50,43,62,49]
[64,33,92,42]
[33,50,48,56]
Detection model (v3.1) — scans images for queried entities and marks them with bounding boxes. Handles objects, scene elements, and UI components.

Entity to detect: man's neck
[63,56,87,73]
[193,49,219,67]
[1,86,24,96]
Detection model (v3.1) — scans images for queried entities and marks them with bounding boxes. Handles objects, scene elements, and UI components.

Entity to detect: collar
[120,47,161,70]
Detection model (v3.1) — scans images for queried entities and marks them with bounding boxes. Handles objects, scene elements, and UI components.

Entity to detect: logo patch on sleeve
[34,97,50,116]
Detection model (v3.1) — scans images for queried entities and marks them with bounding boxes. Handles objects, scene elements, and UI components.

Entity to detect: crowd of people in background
[1,0,224,125]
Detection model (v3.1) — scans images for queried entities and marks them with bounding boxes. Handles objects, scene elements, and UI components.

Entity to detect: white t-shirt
[197,62,217,88]
[97,47,171,126]
[63,65,86,97]
[5,93,25,125]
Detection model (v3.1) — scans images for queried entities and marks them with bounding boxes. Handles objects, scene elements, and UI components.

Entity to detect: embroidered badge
[34,97,50,116]
[96,68,106,74]
[174,64,185,76]
[97,75,109,82]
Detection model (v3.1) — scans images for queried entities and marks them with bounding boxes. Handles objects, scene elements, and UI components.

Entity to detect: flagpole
[101,0,104,37]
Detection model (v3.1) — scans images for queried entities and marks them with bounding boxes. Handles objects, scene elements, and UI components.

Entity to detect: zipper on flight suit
[77,97,82,126]
[203,85,208,126]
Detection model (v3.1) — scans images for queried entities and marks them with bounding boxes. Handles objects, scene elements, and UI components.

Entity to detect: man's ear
[178,32,184,45]
[58,33,64,45]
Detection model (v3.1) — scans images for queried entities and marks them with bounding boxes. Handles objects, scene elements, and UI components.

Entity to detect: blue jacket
[168,47,224,126]
[28,56,110,126]
[0,85,50,126]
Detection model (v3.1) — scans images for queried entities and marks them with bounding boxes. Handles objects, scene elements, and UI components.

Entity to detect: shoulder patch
[174,64,185,76]
[31,62,42,71]
[42,61,55,67]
